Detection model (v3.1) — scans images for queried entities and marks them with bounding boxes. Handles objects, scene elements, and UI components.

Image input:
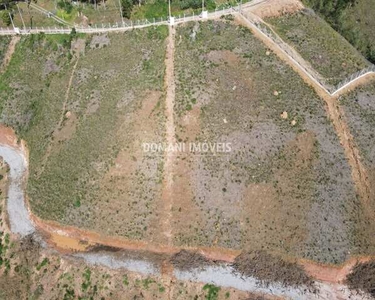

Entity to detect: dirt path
[38,56,80,177]
[160,26,176,246]
[0,36,20,73]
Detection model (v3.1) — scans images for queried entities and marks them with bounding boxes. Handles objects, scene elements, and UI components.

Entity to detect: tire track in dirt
[37,56,80,177]
[160,26,176,245]
[0,35,20,74]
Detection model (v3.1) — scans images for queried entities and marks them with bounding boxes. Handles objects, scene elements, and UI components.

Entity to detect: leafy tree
[121,0,133,19]
[1,10,11,26]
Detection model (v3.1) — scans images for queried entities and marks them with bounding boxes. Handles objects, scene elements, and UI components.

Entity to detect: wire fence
[334,65,375,95]
[1,0,373,96]
[0,5,237,35]
[240,12,375,96]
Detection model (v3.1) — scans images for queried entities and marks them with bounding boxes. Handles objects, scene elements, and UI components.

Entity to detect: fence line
[0,5,238,35]
[239,11,375,96]
[0,0,373,96]
[333,65,375,95]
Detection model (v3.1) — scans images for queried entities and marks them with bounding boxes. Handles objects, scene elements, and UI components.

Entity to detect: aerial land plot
[171,20,372,264]
[266,10,370,86]
[0,27,168,242]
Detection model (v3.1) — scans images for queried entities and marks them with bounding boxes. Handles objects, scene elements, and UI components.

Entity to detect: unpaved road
[160,26,176,245]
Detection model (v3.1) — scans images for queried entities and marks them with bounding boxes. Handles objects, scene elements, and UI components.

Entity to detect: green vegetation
[0,36,10,64]
[266,11,369,85]
[203,284,220,300]
[303,0,375,63]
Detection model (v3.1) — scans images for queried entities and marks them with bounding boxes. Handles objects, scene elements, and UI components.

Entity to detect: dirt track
[160,26,176,246]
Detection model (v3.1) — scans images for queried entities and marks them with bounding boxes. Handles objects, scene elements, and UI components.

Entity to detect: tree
[2,10,11,26]
[120,0,133,19]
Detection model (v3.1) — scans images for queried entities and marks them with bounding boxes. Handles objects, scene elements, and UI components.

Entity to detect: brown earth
[160,26,176,246]
[247,0,304,19]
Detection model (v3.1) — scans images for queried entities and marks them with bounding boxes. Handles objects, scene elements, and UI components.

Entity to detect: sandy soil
[247,0,304,18]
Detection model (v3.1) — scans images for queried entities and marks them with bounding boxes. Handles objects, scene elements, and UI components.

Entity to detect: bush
[121,0,133,19]
[57,0,73,14]
[2,10,12,26]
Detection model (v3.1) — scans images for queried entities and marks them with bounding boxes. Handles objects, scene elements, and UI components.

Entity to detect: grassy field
[266,10,370,86]
[0,27,168,241]
[171,20,370,264]
[0,37,10,65]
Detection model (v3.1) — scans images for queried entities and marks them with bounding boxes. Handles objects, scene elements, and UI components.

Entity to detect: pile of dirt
[346,261,375,297]
[170,250,213,271]
[233,250,315,289]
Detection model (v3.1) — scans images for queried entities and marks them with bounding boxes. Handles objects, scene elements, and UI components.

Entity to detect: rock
[65,111,71,118]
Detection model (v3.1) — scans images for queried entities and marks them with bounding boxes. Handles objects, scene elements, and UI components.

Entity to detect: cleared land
[1,20,373,268]
[266,10,370,86]
[0,28,168,242]
[170,20,370,264]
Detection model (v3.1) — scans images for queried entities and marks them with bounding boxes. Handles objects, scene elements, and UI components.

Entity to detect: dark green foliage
[121,0,133,18]
[302,0,355,24]
[203,284,220,300]
[1,10,11,26]
[303,0,375,63]
[57,0,73,14]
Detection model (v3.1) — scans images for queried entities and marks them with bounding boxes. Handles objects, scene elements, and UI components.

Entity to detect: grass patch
[266,10,369,85]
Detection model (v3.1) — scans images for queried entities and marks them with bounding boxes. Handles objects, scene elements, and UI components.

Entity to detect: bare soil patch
[247,0,304,19]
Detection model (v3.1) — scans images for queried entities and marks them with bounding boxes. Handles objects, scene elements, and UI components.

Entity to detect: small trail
[0,36,20,73]
[38,56,80,177]
[160,26,176,245]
